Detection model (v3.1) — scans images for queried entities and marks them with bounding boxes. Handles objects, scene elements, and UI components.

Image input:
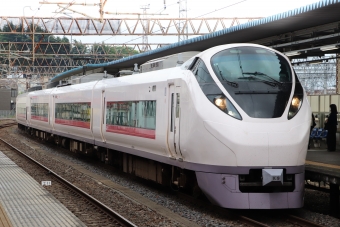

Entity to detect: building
[0,85,17,110]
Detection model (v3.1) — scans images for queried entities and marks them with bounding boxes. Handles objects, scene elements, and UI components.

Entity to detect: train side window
[55,102,91,122]
[31,103,48,118]
[188,57,199,70]
[106,100,156,130]
[17,103,26,119]
[190,58,200,74]
[191,59,215,84]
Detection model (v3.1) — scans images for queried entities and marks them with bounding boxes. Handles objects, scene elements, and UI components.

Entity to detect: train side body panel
[178,71,238,166]
[52,82,97,142]
[16,93,28,126]
[94,69,183,159]
[27,89,54,132]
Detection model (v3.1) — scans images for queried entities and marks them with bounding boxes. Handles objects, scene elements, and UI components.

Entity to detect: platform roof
[50,0,340,83]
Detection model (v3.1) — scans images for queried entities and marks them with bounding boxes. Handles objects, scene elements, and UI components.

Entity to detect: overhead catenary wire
[100,0,248,44]
[36,0,248,46]
[121,0,248,45]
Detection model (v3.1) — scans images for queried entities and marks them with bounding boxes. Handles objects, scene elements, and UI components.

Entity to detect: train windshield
[210,46,293,118]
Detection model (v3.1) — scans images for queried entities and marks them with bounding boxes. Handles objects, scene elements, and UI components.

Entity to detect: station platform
[0,151,86,227]
[305,144,340,216]
[306,145,340,181]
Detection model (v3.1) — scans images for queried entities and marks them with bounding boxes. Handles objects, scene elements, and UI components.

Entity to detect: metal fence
[0,110,15,119]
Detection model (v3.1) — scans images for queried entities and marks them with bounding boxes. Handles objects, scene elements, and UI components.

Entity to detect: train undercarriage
[18,124,202,197]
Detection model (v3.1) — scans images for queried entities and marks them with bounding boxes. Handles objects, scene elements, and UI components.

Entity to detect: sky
[0,0,322,44]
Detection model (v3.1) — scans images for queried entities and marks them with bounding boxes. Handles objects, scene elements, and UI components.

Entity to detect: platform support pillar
[330,183,339,216]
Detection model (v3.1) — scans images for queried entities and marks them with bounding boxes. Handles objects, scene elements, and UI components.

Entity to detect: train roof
[50,0,340,85]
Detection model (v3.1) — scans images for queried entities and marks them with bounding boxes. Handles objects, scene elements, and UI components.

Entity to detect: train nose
[203,120,308,167]
[203,121,269,166]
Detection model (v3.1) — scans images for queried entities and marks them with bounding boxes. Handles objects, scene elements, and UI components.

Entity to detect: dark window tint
[106,101,156,130]
[55,103,91,122]
[191,59,215,84]
[211,47,292,83]
[210,47,293,118]
[192,58,241,119]
[31,103,48,117]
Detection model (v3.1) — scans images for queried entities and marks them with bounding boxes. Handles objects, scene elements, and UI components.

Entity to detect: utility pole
[99,0,108,23]
[176,0,187,66]
[178,0,188,42]
[140,4,150,52]
[336,54,340,94]
[32,16,35,77]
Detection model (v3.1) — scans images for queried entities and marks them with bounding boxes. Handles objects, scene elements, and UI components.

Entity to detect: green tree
[91,42,139,58]
[0,22,30,42]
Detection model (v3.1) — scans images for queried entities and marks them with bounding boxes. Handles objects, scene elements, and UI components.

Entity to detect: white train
[16,43,311,209]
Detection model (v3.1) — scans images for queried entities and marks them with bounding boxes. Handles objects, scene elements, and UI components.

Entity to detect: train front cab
[181,44,311,209]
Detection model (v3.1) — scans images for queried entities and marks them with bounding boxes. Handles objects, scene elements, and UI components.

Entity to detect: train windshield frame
[211,47,292,84]
[210,46,294,118]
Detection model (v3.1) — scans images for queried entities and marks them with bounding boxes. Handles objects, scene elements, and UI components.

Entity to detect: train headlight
[291,97,301,108]
[211,95,242,120]
[214,96,227,111]
[288,75,304,120]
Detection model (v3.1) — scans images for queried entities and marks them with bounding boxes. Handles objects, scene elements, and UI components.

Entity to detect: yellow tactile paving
[0,202,13,227]
[305,160,340,170]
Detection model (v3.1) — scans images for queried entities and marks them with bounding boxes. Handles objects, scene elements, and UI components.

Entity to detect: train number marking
[272,176,280,181]
[42,181,52,186]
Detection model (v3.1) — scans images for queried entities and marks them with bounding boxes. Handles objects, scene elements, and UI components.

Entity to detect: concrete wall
[0,88,11,110]
[307,95,340,127]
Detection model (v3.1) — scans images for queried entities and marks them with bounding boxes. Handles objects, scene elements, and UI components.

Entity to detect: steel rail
[286,214,325,227]
[236,215,270,227]
[176,191,270,227]
[0,122,17,129]
[176,184,324,227]
[0,136,137,227]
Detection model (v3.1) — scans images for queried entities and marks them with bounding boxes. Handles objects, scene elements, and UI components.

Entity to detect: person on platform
[325,104,338,151]
[308,113,316,149]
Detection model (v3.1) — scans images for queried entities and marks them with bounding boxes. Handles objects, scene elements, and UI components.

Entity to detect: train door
[51,94,56,130]
[100,89,106,142]
[27,97,31,126]
[167,84,182,159]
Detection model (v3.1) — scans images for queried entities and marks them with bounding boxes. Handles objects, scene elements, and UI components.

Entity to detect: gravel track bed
[0,143,125,227]
[2,122,340,227]
[0,127,180,227]
[5,127,239,227]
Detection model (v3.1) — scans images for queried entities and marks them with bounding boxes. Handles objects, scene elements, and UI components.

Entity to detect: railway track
[0,127,137,227]
[0,121,328,227]
[177,185,326,227]
[0,121,16,129]
[286,214,326,227]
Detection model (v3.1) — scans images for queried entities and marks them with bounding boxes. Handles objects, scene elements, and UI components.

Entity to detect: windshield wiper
[242,71,282,87]
[216,65,238,88]
[238,76,278,87]
[235,90,279,94]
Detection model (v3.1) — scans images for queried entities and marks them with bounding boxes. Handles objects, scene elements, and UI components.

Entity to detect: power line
[120,0,248,45]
